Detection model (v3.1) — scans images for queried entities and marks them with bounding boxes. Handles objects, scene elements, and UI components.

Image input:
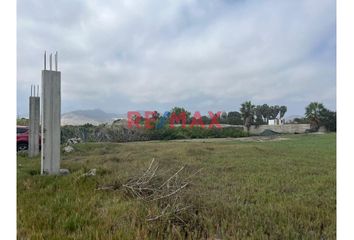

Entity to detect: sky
[17,0,336,117]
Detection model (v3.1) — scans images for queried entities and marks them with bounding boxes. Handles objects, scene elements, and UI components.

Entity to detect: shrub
[61,124,248,143]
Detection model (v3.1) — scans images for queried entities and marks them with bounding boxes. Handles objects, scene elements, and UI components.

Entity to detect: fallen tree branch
[96,158,202,226]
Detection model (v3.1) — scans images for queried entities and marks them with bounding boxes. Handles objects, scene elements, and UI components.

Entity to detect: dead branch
[96,158,202,226]
[150,183,189,202]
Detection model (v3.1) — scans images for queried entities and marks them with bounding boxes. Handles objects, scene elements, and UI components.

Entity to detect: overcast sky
[17,0,336,117]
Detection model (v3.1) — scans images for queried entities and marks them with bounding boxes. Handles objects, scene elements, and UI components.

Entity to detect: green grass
[17,133,336,239]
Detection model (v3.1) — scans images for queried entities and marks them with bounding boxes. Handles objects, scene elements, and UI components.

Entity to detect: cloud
[17,0,336,116]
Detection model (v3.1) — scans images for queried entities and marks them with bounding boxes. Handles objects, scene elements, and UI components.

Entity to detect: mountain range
[61,109,126,126]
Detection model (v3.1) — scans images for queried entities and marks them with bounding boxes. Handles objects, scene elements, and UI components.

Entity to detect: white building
[268,118,285,125]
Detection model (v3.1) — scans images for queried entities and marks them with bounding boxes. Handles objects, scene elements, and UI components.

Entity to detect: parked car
[17,125,41,152]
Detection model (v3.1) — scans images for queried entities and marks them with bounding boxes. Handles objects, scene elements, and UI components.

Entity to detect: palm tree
[305,102,326,130]
[240,101,255,131]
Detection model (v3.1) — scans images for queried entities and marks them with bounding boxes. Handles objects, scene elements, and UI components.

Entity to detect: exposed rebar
[44,51,46,70]
[50,53,52,70]
[55,51,58,71]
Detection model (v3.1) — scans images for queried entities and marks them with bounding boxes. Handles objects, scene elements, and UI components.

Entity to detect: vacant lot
[17,133,336,239]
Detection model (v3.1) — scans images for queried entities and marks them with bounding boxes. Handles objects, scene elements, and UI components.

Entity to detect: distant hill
[285,115,304,123]
[61,109,126,126]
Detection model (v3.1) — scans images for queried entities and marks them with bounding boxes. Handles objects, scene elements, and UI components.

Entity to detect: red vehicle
[17,125,41,151]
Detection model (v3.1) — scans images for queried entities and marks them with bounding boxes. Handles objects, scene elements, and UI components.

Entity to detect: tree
[220,112,228,124]
[260,104,270,123]
[201,116,211,125]
[279,106,287,119]
[170,107,191,123]
[254,105,265,126]
[152,111,160,120]
[146,110,160,129]
[240,101,255,131]
[293,117,309,124]
[269,105,280,119]
[227,111,243,125]
[305,102,327,130]
[320,109,336,132]
[17,118,29,126]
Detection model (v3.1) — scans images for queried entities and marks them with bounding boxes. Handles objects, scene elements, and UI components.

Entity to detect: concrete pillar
[28,85,40,157]
[41,51,61,175]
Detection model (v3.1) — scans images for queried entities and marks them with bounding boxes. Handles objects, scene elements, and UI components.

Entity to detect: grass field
[17,133,336,239]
